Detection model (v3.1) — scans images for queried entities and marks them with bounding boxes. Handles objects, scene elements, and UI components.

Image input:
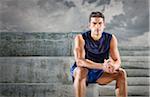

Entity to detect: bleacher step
[0,83,149,97]
[0,57,149,83]
[0,76,149,86]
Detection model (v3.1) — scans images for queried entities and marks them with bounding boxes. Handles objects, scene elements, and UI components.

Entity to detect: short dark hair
[89,11,105,22]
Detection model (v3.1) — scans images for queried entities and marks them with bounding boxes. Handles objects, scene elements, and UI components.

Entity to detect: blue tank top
[82,30,112,63]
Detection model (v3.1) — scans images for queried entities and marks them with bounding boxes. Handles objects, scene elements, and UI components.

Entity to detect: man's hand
[103,59,117,73]
[76,58,86,67]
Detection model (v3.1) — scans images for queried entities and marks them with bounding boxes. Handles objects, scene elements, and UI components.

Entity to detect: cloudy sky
[0,0,149,44]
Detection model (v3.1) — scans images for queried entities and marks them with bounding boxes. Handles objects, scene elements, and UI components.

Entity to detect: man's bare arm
[74,34,104,69]
[109,34,121,70]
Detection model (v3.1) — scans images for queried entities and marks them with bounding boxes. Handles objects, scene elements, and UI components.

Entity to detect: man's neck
[91,33,102,41]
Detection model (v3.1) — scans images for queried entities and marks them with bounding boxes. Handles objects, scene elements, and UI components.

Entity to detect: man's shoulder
[103,32,113,40]
[75,32,86,41]
[73,30,89,40]
[103,32,112,36]
[81,30,90,35]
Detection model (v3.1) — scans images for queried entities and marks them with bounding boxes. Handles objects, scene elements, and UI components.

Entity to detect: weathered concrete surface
[0,56,149,97]
[0,32,149,56]
[0,84,149,97]
[0,83,69,97]
[0,57,74,83]
[0,57,149,83]
[121,61,149,69]
[119,50,149,56]
[0,32,149,97]
[0,32,73,56]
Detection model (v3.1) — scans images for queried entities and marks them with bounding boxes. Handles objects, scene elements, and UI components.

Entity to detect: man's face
[89,17,105,37]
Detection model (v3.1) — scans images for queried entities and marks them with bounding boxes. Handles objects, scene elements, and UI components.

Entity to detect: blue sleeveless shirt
[70,30,112,83]
[82,30,112,63]
[70,30,112,70]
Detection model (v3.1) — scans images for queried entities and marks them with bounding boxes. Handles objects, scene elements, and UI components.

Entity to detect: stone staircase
[0,32,149,97]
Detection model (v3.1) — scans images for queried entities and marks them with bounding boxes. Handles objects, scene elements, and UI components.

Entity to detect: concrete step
[126,69,149,77]
[95,96,149,97]
[94,85,149,96]
[0,32,148,50]
[0,57,74,83]
[121,56,149,62]
[121,61,149,69]
[87,84,149,96]
[119,50,149,56]
[0,75,149,86]
[0,56,149,68]
[0,83,63,97]
[0,39,72,56]
[70,45,150,56]
[0,32,149,56]
[0,83,149,97]
[107,77,150,86]
[118,45,149,51]
[0,57,149,83]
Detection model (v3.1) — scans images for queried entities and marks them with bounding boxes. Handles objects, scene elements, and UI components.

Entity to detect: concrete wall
[0,32,149,97]
[0,32,75,56]
[0,32,149,56]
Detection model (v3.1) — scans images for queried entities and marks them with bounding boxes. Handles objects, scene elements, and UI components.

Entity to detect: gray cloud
[105,0,149,41]
[0,0,149,43]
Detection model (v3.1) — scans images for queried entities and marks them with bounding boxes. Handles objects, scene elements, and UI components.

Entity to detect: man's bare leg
[73,67,88,97]
[96,68,128,97]
[115,68,127,97]
[80,77,87,97]
[73,73,80,97]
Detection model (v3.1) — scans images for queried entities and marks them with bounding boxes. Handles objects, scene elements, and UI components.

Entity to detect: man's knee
[117,68,127,80]
[74,67,88,81]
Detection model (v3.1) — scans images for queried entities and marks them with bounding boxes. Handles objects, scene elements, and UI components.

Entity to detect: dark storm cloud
[82,0,97,4]
[96,0,111,6]
[0,0,74,32]
[3,0,18,7]
[82,0,111,5]
[37,0,75,10]
[106,0,149,38]
[0,0,149,43]
[64,1,76,8]
[0,9,36,31]
[0,0,41,31]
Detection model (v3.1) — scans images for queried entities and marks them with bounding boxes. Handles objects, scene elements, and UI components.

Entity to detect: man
[70,11,128,97]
